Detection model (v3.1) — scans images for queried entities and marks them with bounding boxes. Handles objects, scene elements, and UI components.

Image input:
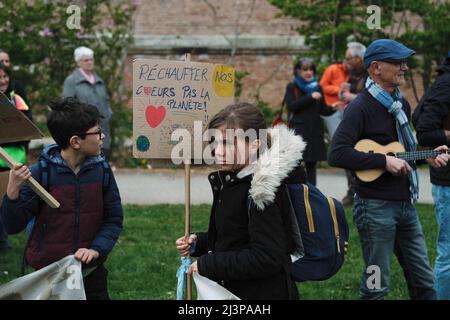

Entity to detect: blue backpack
[247,182,349,282]
[286,183,349,282]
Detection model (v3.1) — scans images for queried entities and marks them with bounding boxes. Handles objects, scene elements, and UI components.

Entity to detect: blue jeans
[353,195,436,300]
[432,184,450,300]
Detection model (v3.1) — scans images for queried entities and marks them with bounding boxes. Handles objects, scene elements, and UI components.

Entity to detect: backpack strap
[39,159,50,190]
[294,86,299,99]
[101,161,111,193]
[286,85,300,125]
[22,159,49,275]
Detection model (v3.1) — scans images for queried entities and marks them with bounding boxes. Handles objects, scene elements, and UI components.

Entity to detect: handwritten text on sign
[133,59,234,159]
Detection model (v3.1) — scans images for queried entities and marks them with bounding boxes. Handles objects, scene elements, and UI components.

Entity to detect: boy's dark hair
[47,97,103,150]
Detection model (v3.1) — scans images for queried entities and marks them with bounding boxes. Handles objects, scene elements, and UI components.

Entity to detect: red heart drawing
[145,105,166,128]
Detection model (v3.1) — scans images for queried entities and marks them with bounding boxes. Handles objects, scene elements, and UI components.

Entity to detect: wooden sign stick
[184,158,192,300]
[183,52,192,301]
[0,147,60,208]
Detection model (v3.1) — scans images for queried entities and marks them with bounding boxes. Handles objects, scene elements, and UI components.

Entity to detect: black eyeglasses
[79,128,103,140]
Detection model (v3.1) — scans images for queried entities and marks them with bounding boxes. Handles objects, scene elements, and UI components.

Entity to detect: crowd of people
[176,39,450,300]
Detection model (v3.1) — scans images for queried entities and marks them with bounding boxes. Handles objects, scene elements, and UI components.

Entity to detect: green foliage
[0,0,136,155]
[235,69,276,126]
[0,203,438,299]
[234,70,250,99]
[255,95,276,127]
[270,0,450,92]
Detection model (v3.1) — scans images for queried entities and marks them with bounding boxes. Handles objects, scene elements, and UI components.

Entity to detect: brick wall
[133,0,300,36]
[125,0,423,111]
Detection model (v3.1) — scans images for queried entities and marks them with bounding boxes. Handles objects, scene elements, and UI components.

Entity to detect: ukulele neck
[396,149,447,162]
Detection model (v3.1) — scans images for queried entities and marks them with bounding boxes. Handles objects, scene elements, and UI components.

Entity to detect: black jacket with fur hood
[192,126,306,300]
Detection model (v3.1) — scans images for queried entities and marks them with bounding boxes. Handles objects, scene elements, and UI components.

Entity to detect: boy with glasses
[0,97,123,300]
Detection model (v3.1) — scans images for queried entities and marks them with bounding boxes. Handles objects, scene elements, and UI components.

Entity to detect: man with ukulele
[329,39,450,300]
[413,52,450,300]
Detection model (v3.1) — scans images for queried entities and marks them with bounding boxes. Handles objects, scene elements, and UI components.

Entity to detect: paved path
[114,168,435,205]
[31,138,436,205]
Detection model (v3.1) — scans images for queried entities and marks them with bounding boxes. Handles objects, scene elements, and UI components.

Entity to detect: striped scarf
[365,77,419,203]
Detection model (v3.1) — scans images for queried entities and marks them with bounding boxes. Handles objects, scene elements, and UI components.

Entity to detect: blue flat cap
[363,39,415,69]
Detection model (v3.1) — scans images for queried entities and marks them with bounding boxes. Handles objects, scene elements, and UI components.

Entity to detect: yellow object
[303,184,315,233]
[212,64,235,97]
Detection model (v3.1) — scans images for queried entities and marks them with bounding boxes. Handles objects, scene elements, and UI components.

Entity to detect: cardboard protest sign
[0,92,43,206]
[133,59,235,160]
[0,92,43,144]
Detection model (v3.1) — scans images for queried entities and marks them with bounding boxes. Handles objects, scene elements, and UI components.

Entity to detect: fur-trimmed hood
[237,125,306,210]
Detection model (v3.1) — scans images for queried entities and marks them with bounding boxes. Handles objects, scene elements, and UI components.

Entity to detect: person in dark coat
[413,52,450,300]
[0,49,30,106]
[0,62,32,250]
[176,103,306,300]
[284,58,334,185]
[63,47,113,158]
[329,39,449,300]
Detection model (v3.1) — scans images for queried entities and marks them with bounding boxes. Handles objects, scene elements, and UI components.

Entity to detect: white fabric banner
[0,255,85,300]
[193,272,240,300]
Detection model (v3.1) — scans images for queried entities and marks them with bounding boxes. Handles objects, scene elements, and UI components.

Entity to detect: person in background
[63,46,113,158]
[0,62,32,251]
[413,51,450,300]
[329,39,449,300]
[284,58,334,185]
[0,49,29,106]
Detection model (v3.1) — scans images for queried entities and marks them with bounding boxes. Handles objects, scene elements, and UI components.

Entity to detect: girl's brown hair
[208,102,266,135]
[208,102,271,153]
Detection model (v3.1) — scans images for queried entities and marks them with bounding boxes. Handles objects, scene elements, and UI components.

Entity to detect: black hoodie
[413,58,450,185]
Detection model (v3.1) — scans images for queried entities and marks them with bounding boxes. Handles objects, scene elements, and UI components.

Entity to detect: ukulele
[354,139,449,182]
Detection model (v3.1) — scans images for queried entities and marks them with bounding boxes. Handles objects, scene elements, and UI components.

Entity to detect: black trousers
[84,264,110,300]
[345,169,357,197]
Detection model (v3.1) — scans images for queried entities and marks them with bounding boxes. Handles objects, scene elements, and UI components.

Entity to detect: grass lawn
[0,203,438,300]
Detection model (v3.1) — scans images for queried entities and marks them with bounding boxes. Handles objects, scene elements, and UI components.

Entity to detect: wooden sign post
[0,92,60,208]
[0,148,60,208]
[183,53,192,301]
[133,55,235,300]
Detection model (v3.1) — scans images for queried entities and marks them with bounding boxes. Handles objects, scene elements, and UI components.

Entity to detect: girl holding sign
[176,103,306,299]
